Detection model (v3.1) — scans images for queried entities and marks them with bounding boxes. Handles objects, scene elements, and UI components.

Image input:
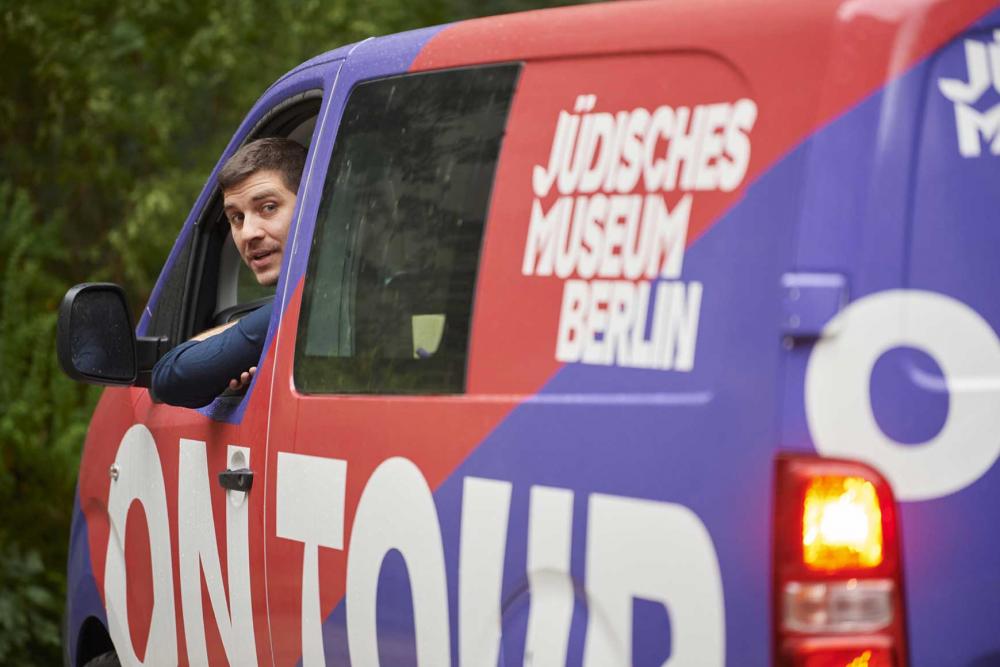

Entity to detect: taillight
[773,455,908,666]
[802,476,882,571]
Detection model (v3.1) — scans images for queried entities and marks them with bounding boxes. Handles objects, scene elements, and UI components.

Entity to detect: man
[152,137,306,408]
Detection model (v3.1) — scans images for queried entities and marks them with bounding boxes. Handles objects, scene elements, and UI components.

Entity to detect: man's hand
[228,366,257,391]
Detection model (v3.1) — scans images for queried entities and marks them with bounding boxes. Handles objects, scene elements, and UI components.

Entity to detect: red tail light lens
[796,647,894,667]
[773,455,908,667]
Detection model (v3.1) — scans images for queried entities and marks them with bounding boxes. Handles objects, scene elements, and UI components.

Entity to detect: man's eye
[229,214,243,226]
[262,203,277,213]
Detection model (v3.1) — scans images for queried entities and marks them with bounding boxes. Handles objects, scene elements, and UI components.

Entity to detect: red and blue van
[57,0,1000,664]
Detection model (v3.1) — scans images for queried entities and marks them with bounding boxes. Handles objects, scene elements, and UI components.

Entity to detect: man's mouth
[248,248,278,268]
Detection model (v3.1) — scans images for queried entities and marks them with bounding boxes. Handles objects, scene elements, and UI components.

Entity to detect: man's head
[219,137,307,286]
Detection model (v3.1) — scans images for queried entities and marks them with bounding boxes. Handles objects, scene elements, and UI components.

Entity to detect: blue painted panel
[786,10,1000,665]
[65,492,109,667]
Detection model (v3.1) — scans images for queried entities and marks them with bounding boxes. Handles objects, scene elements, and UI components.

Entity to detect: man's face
[223,170,296,286]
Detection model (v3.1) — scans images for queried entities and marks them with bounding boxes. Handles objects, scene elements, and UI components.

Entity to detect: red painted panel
[124,501,153,660]
[466,52,754,395]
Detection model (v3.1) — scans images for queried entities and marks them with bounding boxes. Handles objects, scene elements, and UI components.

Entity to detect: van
[56,0,1000,664]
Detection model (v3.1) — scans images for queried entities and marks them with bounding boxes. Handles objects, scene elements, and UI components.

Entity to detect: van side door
[67,63,338,666]
[261,51,520,664]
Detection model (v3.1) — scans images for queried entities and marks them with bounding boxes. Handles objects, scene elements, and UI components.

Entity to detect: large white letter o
[105,424,177,666]
[806,290,1000,501]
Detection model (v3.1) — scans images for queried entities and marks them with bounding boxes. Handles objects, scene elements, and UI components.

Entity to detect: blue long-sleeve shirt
[151,303,272,408]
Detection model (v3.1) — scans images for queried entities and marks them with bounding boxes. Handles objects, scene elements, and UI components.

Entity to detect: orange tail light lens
[802,476,883,570]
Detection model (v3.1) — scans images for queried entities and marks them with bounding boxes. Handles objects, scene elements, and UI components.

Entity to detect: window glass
[295,64,519,394]
[237,260,276,303]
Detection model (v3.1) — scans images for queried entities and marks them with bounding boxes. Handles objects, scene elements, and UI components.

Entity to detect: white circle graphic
[805,290,1000,501]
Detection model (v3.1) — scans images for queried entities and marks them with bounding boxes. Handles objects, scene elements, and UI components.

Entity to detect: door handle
[218,467,254,492]
[780,272,849,341]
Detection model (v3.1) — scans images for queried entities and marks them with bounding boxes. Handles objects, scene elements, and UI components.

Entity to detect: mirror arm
[135,336,170,388]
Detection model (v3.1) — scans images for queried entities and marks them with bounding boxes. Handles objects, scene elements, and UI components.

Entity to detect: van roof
[275,0,992,89]
[256,0,994,257]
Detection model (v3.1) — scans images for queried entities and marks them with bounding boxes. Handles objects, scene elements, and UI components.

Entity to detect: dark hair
[217,137,307,193]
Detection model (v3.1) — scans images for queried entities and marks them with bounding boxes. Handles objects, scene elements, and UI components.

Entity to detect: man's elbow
[151,348,221,409]
[151,372,216,408]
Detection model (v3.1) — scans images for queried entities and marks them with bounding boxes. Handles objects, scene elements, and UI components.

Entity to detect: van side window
[210,96,320,329]
[295,64,519,394]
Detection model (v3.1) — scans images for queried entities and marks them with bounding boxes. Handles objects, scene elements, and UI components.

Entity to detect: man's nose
[240,214,267,240]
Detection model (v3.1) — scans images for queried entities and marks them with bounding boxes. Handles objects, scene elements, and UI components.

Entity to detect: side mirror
[57,283,138,385]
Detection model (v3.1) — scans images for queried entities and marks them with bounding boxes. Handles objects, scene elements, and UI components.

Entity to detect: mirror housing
[57,283,168,387]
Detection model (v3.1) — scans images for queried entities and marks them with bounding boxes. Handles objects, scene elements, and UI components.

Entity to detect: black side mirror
[57,283,138,385]
[57,283,171,388]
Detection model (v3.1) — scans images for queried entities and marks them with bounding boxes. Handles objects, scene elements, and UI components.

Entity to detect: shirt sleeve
[151,303,273,408]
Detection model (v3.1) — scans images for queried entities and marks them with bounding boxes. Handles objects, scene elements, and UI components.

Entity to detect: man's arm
[151,302,273,408]
[191,320,238,341]
[192,319,259,389]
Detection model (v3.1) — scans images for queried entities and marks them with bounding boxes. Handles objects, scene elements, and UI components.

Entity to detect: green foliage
[0,543,64,664]
[0,0,589,662]
[0,182,96,663]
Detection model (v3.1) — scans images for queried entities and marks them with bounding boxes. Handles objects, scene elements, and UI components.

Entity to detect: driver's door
[72,66,334,665]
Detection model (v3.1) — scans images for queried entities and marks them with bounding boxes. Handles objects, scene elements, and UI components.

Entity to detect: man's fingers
[226,368,257,392]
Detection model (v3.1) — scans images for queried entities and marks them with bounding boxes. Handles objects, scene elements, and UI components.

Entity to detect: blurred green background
[0,0,587,661]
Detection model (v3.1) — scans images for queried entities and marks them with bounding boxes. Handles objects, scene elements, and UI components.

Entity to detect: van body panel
[63,1,1000,665]
[274,42,801,663]
[783,7,1000,664]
